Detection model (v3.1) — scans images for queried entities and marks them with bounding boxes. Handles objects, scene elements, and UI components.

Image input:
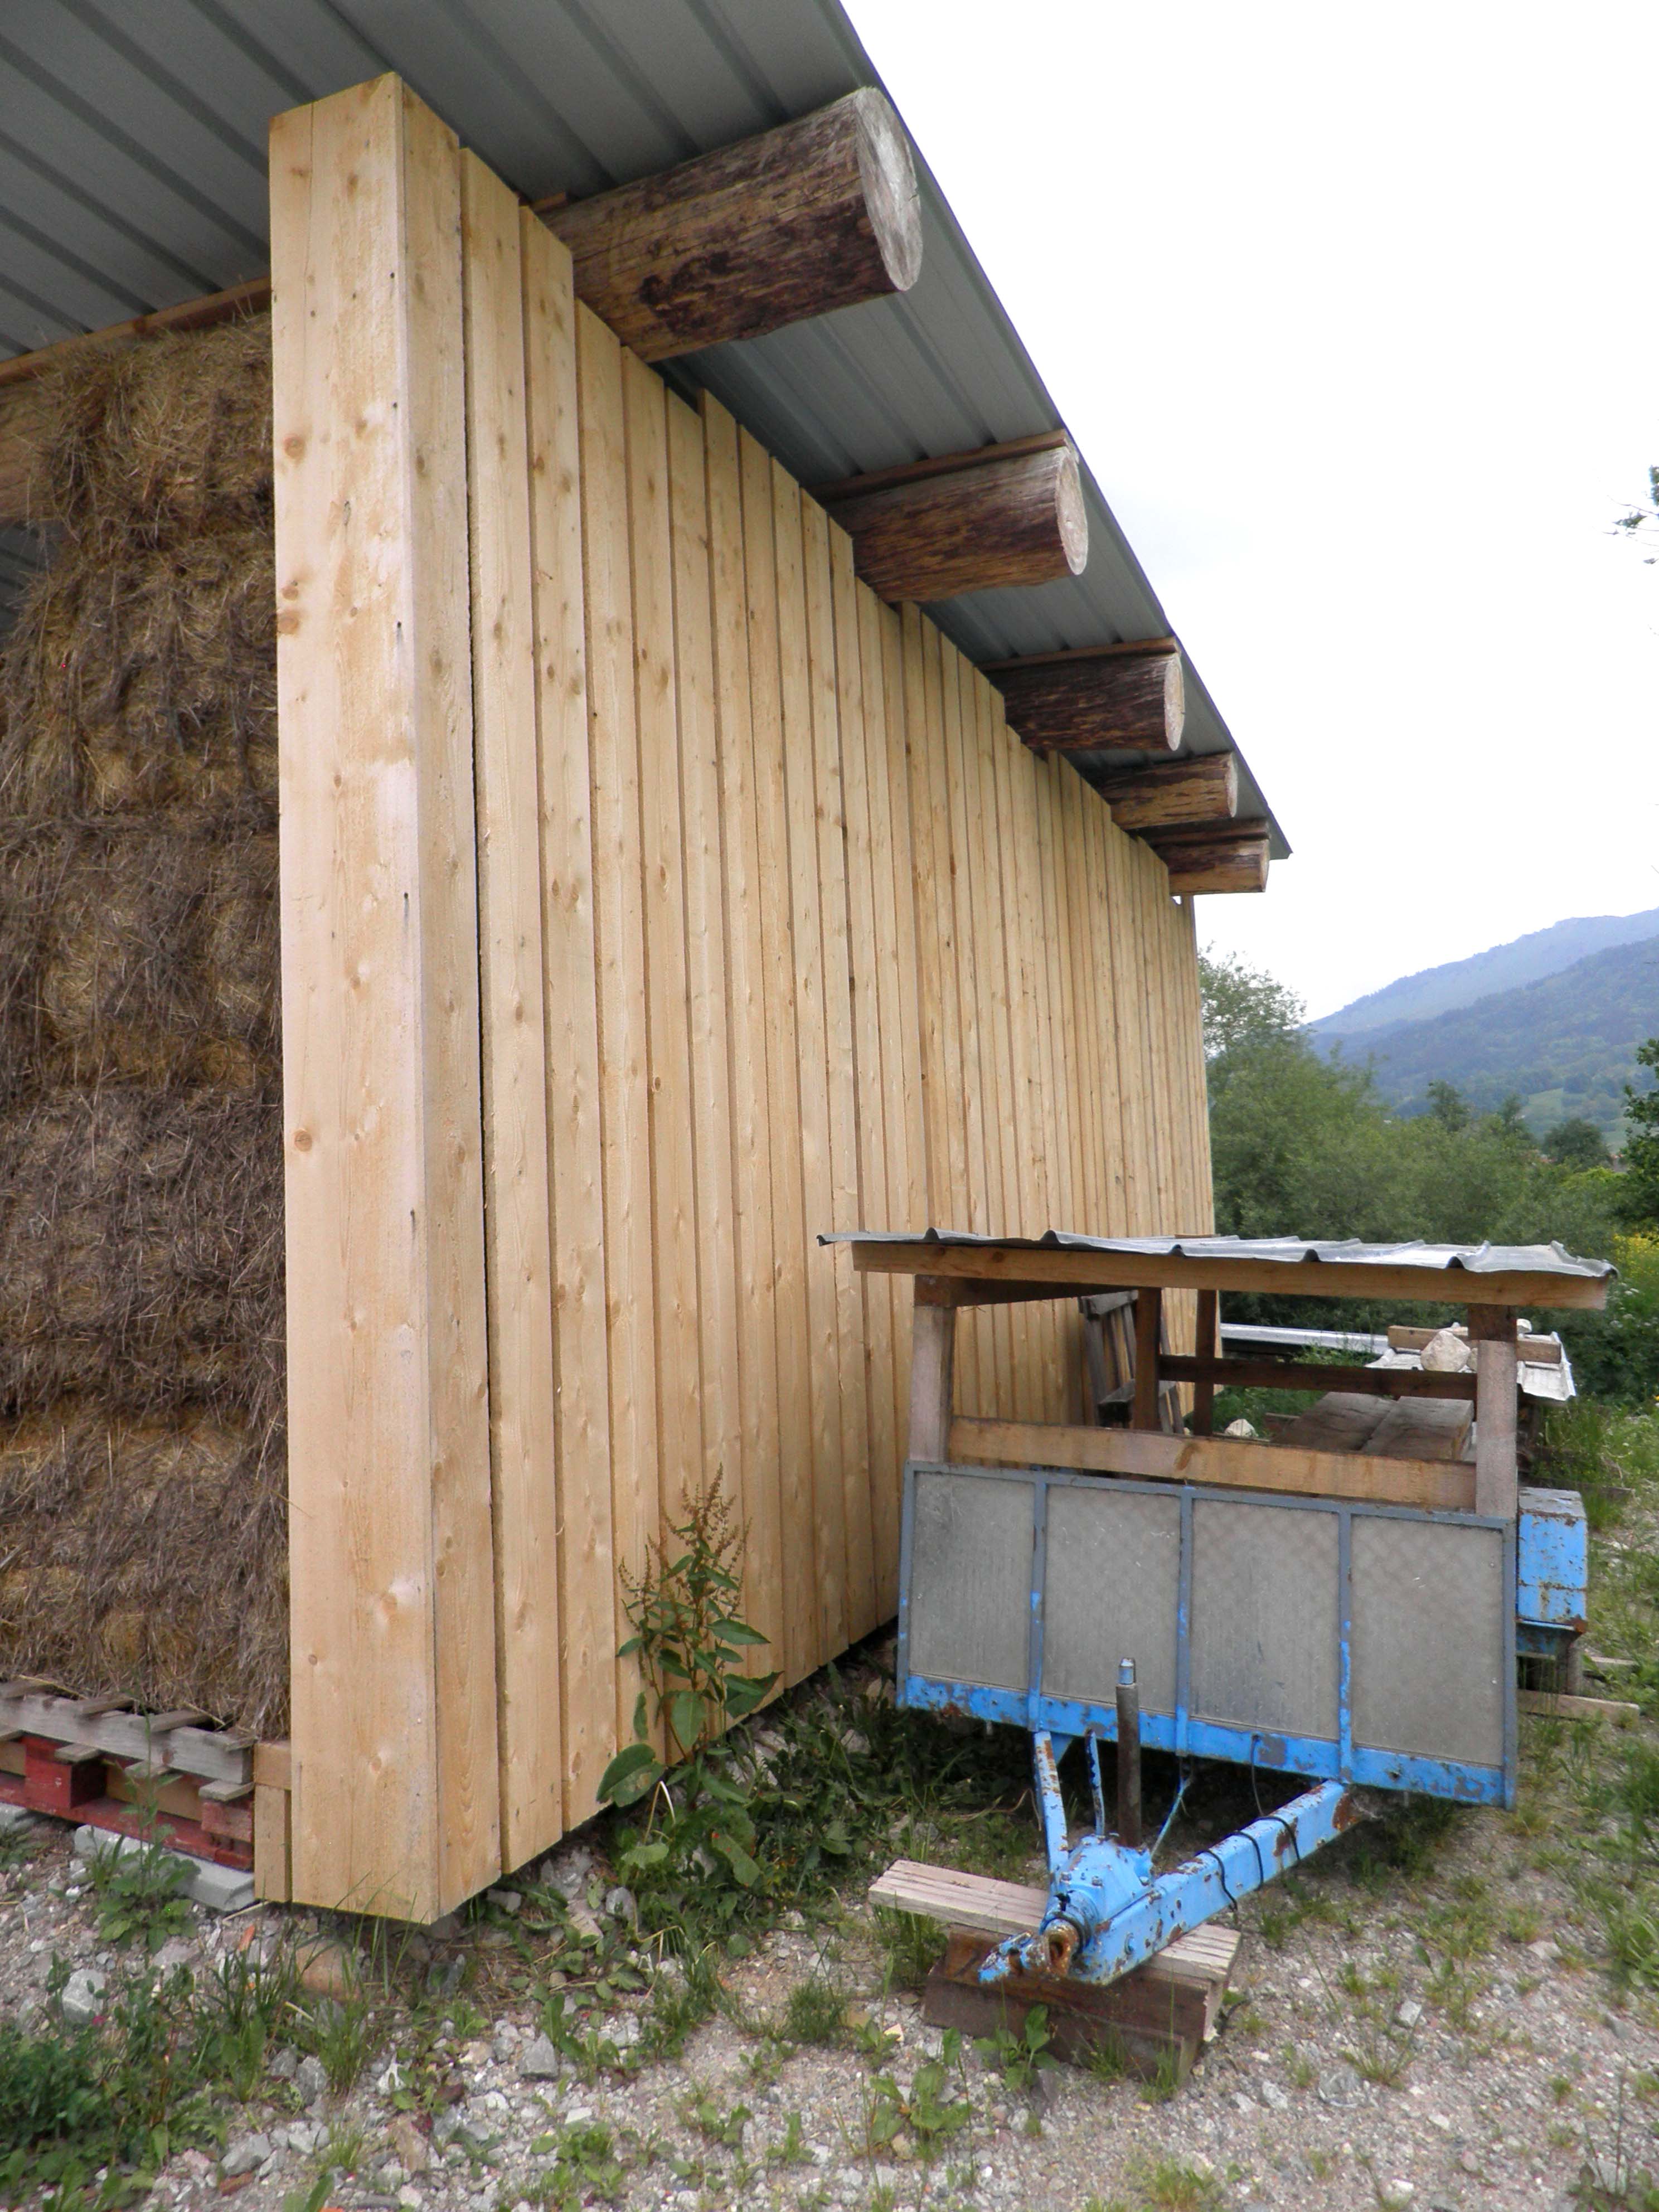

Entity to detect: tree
[1620,1036,1659,1228]
[1542,1117,1611,1170]
[1425,1079,1469,1133]
[1197,949,1303,1060]
[1490,1095,1532,1144]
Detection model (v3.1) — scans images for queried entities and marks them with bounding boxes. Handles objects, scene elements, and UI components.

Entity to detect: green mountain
[1328,935,1659,1139]
[1312,906,1659,1041]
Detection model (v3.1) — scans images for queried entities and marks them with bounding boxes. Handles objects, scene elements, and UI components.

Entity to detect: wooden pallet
[0,1685,258,1870]
[871,1858,1239,2084]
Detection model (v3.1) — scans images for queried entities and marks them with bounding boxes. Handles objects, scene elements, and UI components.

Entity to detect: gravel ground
[4,1706,1658,2212]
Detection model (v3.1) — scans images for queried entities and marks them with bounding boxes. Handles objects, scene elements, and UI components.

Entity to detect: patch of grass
[780,1972,846,2046]
[874,1906,944,1992]
[1128,2152,1224,2209]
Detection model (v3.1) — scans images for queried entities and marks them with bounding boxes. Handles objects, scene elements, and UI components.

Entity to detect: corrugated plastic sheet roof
[823,1230,1616,1281]
[0,0,1284,850]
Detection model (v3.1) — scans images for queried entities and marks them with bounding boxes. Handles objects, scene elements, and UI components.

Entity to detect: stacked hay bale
[0,318,285,1733]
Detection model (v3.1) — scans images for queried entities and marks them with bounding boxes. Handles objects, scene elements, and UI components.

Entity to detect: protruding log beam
[1096,752,1238,834]
[541,89,921,362]
[984,639,1183,754]
[812,433,1087,601]
[1154,822,1270,896]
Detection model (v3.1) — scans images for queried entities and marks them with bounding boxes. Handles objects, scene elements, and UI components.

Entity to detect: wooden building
[0,6,1286,1922]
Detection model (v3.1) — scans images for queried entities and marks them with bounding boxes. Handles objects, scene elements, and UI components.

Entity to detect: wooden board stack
[870,1857,1239,2084]
[0,1684,258,1870]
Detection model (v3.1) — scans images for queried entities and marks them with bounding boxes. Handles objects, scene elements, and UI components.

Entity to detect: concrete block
[0,1804,38,1833]
[70,1823,254,1912]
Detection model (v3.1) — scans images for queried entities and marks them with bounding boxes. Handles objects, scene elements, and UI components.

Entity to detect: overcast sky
[844,1,1659,1021]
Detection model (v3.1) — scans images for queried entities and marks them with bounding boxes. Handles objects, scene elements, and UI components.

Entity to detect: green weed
[81,1840,193,1953]
[782,1972,846,2046]
[874,1906,944,1992]
[973,2005,1057,2098]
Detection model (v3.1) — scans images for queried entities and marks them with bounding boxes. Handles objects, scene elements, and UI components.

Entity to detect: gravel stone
[221,2133,273,2177]
[294,2053,328,2103]
[59,1967,106,2024]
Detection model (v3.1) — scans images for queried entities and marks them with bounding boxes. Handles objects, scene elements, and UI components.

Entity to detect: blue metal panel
[1517,1487,1588,1631]
[899,1460,1519,1810]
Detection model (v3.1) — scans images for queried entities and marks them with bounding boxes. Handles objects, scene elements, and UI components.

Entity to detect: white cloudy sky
[844,1,1659,1020]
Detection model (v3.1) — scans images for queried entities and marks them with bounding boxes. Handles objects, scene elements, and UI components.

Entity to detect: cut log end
[991,643,1183,755]
[830,440,1089,603]
[545,89,923,362]
[1098,751,1238,834]
[1055,444,1088,576]
[853,88,923,295]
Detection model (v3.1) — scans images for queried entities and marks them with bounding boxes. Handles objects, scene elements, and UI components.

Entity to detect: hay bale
[26,316,272,545]
[0,1088,283,1425]
[0,1406,286,1734]
[0,315,285,1732]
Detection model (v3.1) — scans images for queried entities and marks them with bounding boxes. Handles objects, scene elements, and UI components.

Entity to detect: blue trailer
[834,1231,1610,1998]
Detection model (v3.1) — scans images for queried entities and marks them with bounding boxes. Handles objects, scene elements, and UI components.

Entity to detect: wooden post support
[1192,1289,1218,1437]
[1131,1288,1163,1432]
[542,89,921,362]
[271,76,500,1922]
[1470,1307,1519,1519]
[909,1283,959,1463]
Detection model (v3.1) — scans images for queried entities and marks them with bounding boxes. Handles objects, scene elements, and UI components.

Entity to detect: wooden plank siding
[271,80,1215,1913]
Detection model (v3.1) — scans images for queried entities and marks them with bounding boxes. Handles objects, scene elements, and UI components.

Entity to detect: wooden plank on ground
[924,1928,1235,2082]
[871,1860,1238,2002]
[576,304,661,1756]
[1363,1394,1473,1462]
[947,1414,1476,1510]
[272,75,499,1920]
[460,149,562,1873]
[1518,1690,1639,1725]
[522,212,614,1826]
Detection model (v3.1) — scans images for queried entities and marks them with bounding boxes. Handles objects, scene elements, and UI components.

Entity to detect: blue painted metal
[896,1461,1520,1809]
[1517,1488,1588,1632]
[979,1776,1355,1987]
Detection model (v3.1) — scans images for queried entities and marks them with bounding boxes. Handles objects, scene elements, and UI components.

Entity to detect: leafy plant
[83,1841,193,1953]
[530,2121,626,2210]
[598,1482,778,1929]
[864,2032,970,2162]
[973,2005,1058,2097]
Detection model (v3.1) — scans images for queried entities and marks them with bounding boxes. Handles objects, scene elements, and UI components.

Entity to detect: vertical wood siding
[273,83,1215,1913]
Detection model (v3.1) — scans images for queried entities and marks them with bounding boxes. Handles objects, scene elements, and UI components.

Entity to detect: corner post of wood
[1469,1306,1519,1519]
[1191,1289,1218,1437]
[908,1279,959,1463]
[1131,1288,1163,1432]
[271,74,501,1923]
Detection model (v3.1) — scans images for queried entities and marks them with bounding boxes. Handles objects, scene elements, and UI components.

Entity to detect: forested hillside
[1312,906,1659,1041]
[1331,935,1659,1138]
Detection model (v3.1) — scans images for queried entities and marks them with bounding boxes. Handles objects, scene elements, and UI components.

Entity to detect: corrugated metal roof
[824,1229,1616,1282]
[0,0,1284,850]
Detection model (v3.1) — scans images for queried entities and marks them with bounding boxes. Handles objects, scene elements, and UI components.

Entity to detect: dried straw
[0,313,284,1729]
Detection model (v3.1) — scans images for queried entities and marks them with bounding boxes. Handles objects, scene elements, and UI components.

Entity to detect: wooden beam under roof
[1096,752,1238,833]
[985,638,1183,754]
[811,431,1087,601]
[1153,818,1271,895]
[541,89,921,362]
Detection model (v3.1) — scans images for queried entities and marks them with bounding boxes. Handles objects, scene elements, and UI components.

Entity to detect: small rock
[1317,2063,1361,2108]
[609,2012,641,2050]
[1458,2150,1481,2176]
[518,2034,565,2080]
[487,1888,522,1915]
[873,2167,900,2192]
[153,1938,196,1973]
[1260,2081,1290,2111]
[396,2188,424,2209]
[1527,1938,1560,1966]
[389,2115,430,2176]
[59,1968,106,2025]
[1395,1997,1423,2029]
[297,1937,355,2000]
[294,2053,329,2103]
[603,1884,637,1927]
[426,1912,462,1940]
[1377,2184,1415,2211]
[221,2133,273,2179]
[287,2123,323,2156]
[1233,2092,1258,2114]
